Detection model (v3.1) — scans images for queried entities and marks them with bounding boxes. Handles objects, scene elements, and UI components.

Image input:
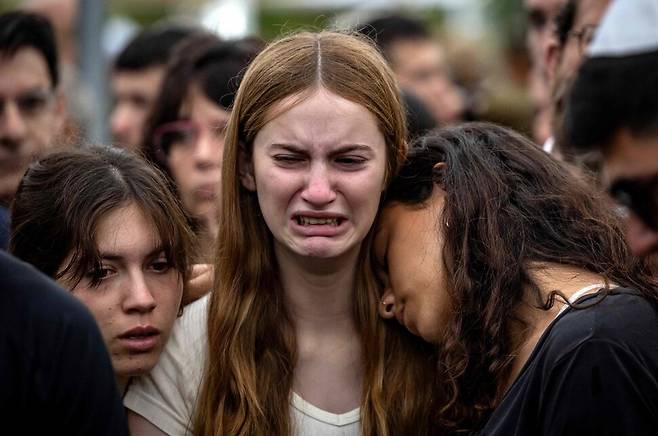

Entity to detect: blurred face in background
[387,38,465,125]
[110,66,166,151]
[555,0,610,82]
[159,83,228,236]
[603,131,658,259]
[525,0,566,71]
[0,47,64,202]
[525,0,565,143]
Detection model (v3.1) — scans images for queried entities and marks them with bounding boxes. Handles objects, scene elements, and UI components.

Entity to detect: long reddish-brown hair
[193,31,436,436]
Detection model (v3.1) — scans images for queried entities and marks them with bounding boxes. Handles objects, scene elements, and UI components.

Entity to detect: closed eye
[335,155,367,169]
[273,154,305,165]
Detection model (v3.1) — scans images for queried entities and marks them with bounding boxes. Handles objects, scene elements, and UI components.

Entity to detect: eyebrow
[269,143,375,154]
[99,245,166,261]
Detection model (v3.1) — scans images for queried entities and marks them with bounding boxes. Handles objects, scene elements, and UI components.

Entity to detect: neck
[276,244,360,331]
[116,375,129,397]
[505,262,606,388]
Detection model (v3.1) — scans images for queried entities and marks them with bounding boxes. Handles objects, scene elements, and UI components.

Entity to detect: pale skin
[129,87,387,432]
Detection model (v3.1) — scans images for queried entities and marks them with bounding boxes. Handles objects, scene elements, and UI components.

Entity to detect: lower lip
[118,334,160,353]
[290,218,347,237]
[195,188,216,200]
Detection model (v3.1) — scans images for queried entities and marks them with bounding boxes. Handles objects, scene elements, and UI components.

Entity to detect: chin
[115,356,158,378]
[297,240,357,259]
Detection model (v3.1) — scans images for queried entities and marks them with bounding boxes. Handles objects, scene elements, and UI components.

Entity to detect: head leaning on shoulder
[376,122,647,343]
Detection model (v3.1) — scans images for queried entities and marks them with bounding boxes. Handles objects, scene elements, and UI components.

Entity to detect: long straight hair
[193,31,436,436]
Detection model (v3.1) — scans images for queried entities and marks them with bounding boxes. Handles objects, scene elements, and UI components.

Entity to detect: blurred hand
[184,263,214,305]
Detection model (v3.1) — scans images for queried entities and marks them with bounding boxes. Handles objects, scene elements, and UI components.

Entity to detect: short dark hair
[10,145,194,297]
[563,50,658,153]
[357,15,431,61]
[555,0,577,48]
[0,11,59,87]
[113,25,195,71]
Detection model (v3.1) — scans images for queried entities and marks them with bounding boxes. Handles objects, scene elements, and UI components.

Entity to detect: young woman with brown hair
[10,145,194,394]
[141,33,262,261]
[375,122,658,435]
[125,31,435,435]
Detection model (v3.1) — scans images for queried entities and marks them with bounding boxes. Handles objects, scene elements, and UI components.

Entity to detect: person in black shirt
[0,250,129,435]
[374,122,658,435]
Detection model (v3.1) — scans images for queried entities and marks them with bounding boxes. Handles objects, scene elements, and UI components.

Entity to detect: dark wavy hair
[9,145,194,298]
[385,122,658,433]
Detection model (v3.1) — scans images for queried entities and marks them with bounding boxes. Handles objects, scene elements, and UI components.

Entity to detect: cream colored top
[124,295,361,435]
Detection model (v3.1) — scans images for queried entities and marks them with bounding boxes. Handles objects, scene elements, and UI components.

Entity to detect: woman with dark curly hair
[375,122,658,435]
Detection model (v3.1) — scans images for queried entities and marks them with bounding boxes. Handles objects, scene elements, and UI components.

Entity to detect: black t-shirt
[0,251,129,435]
[479,288,658,436]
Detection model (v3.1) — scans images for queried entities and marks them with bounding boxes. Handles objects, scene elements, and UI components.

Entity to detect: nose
[193,127,223,170]
[0,100,27,140]
[301,163,336,206]
[122,272,157,314]
[110,106,134,144]
[626,212,658,257]
[378,289,397,319]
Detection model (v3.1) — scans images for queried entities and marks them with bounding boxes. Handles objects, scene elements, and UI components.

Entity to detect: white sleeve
[124,295,208,436]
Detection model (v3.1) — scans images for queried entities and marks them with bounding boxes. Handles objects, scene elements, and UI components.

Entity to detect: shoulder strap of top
[556,283,610,317]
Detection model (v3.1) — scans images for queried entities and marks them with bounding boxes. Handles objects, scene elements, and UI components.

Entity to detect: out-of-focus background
[0,0,532,143]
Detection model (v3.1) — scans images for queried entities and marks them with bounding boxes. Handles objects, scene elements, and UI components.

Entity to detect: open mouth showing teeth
[296,216,341,226]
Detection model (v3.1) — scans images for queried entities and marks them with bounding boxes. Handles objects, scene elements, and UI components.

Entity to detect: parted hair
[9,145,193,298]
[193,30,436,436]
[386,122,658,433]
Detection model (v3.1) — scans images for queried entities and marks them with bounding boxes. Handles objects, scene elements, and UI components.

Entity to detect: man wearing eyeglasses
[544,0,611,158]
[565,0,658,257]
[0,11,66,207]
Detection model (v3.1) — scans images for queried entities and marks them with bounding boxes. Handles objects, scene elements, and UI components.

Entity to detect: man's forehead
[0,47,52,91]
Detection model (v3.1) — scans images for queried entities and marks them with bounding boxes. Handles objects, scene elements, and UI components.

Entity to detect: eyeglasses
[153,119,227,160]
[568,24,598,54]
[0,89,55,120]
[609,174,658,231]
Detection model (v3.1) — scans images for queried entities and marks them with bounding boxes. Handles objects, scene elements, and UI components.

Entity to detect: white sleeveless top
[124,295,361,435]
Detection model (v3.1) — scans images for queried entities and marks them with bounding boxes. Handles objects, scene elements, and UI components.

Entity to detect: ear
[238,145,256,191]
[378,288,397,319]
[433,162,446,172]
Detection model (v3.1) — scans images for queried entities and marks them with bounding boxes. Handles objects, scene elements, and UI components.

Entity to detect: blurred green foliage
[0,0,21,14]
[259,7,446,41]
[484,0,527,49]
